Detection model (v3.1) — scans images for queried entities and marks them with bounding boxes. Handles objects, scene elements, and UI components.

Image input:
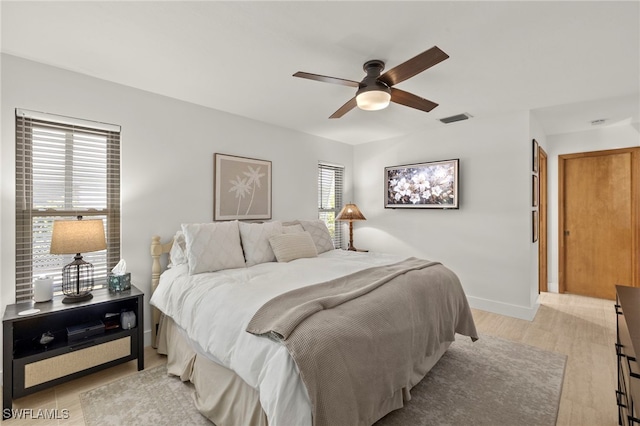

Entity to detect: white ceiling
[1,1,639,144]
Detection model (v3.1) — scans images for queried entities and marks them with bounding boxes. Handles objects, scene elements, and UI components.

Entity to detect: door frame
[538,148,548,293]
[558,147,640,293]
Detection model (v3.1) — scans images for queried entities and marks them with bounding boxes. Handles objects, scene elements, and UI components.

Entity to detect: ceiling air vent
[439,113,472,124]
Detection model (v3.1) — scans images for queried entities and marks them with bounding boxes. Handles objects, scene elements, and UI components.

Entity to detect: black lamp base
[61,253,95,304]
[61,292,93,304]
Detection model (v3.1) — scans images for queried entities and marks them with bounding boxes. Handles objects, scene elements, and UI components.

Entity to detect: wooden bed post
[150,235,173,348]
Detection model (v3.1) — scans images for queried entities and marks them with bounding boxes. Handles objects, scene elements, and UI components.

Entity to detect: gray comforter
[247,258,478,426]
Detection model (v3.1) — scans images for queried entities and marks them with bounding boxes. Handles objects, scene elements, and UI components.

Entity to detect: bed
[149,219,478,426]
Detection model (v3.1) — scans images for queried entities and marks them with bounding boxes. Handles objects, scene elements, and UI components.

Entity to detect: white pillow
[299,220,335,254]
[282,224,305,234]
[181,221,245,275]
[168,231,187,268]
[239,221,283,267]
[269,232,318,263]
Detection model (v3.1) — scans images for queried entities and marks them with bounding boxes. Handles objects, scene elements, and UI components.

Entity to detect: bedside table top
[3,285,143,322]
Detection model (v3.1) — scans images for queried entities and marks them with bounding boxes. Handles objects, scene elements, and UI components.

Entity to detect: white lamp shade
[356,90,391,111]
[50,219,107,254]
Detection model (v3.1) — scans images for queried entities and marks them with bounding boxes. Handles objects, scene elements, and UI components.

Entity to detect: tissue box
[108,272,131,292]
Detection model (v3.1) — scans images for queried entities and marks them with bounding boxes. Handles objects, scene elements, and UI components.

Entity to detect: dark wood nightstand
[2,286,144,419]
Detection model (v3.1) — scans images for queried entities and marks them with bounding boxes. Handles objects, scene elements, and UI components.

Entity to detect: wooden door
[559,147,640,300]
[538,148,548,293]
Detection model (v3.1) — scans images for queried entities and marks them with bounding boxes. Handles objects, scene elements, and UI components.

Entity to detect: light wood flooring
[475,292,617,426]
[2,292,617,425]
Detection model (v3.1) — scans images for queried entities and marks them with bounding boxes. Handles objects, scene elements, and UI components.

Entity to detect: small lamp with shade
[49,217,106,304]
[335,203,366,251]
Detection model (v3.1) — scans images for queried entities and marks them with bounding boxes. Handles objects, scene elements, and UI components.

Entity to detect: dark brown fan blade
[379,46,449,87]
[390,88,438,113]
[293,72,360,88]
[329,97,358,119]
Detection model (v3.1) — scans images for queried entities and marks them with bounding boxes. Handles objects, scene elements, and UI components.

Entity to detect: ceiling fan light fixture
[356,89,391,111]
[294,46,448,118]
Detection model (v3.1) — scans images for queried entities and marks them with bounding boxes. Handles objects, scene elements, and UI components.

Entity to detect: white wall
[0,54,354,348]
[353,111,540,320]
[546,124,640,291]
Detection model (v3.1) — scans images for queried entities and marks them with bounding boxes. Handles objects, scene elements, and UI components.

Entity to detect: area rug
[80,334,566,426]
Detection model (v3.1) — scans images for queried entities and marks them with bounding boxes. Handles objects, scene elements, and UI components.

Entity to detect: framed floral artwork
[384,159,459,209]
[214,153,271,221]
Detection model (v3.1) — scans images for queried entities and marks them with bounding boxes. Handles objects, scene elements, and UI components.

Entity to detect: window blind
[318,162,344,249]
[15,110,121,302]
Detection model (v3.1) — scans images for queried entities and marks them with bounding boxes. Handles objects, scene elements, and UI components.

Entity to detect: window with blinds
[318,162,344,249]
[15,109,121,302]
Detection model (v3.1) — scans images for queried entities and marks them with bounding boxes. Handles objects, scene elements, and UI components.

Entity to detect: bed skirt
[157,314,452,426]
[157,315,268,426]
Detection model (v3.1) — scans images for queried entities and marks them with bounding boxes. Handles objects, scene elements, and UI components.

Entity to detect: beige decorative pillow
[181,221,245,275]
[299,220,335,254]
[269,232,318,263]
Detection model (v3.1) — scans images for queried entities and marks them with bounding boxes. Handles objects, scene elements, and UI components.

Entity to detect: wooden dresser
[616,285,640,425]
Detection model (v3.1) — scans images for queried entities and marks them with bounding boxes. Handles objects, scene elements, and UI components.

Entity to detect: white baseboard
[467,295,540,321]
[144,328,152,347]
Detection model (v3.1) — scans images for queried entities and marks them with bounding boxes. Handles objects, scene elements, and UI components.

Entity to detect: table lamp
[336,203,366,251]
[50,217,107,303]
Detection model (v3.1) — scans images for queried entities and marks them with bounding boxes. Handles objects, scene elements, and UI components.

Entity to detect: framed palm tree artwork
[214,153,272,221]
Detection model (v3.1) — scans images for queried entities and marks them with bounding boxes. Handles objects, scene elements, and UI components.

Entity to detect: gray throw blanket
[247,258,478,426]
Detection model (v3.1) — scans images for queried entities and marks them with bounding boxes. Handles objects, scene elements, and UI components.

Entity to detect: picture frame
[214,153,272,221]
[384,159,459,209]
[532,210,539,243]
[532,139,539,173]
[532,175,538,207]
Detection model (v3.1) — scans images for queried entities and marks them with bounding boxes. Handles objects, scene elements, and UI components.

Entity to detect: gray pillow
[282,224,305,234]
[239,221,283,266]
[299,220,335,254]
[182,221,245,275]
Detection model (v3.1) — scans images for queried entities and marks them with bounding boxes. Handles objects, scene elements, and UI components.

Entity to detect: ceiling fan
[293,46,449,119]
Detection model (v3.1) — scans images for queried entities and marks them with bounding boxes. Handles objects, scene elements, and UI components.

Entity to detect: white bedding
[150,249,406,426]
